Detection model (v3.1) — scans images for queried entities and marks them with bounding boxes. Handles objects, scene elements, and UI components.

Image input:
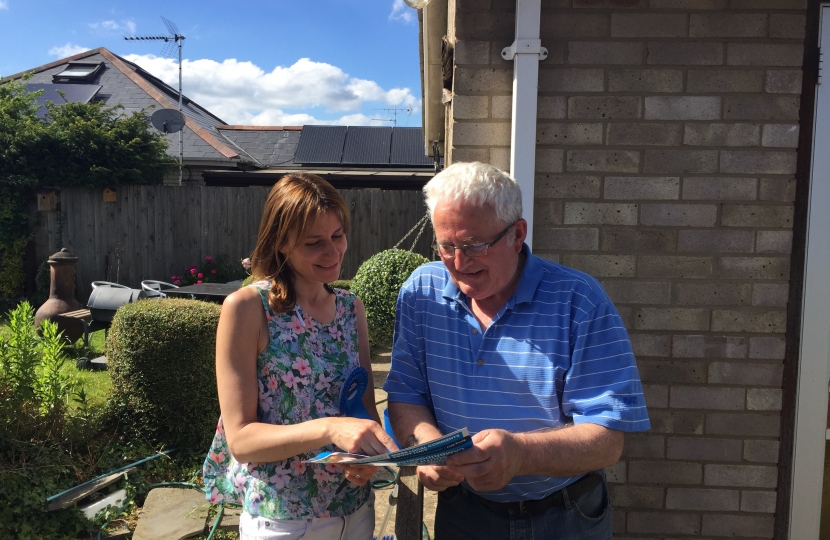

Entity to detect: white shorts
[238,493,375,540]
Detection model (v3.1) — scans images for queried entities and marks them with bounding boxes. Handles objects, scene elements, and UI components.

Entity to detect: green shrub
[105,298,221,451]
[328,279,351,291]
[350,249,429,348]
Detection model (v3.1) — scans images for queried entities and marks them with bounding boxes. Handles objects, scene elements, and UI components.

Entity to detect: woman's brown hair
[249,173,349,313]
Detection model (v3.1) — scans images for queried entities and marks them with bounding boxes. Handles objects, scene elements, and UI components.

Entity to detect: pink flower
[173,280,181,286]
[197,280,203,284]
[313,468,331,483]
[205,255,213,262]
[211,269,217,275]
[290,459,306,475]
[241,258,252,270]
[292,357,312,376]
[324,463,339,474]
[288,316,304,334]
[281,371,301,390]
[267,375,279,391]
[190,268,197,275]
[198,272,204,278]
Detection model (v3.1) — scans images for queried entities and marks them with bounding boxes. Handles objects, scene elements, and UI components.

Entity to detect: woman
[203,173,397,539]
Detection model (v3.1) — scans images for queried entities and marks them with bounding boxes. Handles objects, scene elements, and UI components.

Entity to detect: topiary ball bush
[105,298,221,451]
[351,249,429,348]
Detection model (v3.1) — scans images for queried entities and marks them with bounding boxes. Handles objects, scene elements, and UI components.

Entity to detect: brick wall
[449,0,806,537]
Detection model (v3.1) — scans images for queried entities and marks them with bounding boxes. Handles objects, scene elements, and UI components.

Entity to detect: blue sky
[0,0,423,126]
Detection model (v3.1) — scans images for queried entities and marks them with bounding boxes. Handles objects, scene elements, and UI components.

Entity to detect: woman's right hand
[327,417,399,456]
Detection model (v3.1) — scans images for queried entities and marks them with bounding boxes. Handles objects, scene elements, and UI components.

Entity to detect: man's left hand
[445,429,522,492]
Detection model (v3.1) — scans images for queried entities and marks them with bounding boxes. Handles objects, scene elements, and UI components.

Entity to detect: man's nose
[452,249,472,270]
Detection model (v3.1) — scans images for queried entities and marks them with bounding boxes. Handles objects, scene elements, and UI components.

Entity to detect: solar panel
[390,127,434,166]
[294,125,347,164]
[26,83,102,118]
[342,126,392,165]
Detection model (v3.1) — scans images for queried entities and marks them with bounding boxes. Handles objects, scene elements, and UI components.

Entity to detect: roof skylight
[52,62,104,83]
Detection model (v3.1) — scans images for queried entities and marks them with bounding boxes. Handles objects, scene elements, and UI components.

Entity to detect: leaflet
[304,428,472,467]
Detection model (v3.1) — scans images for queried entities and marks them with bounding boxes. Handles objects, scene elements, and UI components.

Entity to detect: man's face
[432,200,526,303]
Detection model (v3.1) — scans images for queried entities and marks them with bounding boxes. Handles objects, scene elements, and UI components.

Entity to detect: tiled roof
[216,126,302,167]
[3,48,245,165]
[3,49,434,177]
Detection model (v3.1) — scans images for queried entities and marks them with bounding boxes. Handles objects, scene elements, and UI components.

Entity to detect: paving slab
[217,504,242,531]
[132,487,209,540]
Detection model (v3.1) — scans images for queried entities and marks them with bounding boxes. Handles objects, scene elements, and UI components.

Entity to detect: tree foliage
[0,77,174,299]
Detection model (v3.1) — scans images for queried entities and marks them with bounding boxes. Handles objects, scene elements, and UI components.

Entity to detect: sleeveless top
[202,281,371,519]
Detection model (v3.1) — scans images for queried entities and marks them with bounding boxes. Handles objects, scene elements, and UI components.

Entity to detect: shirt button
[477,359,484,366]
[472,329,478,335]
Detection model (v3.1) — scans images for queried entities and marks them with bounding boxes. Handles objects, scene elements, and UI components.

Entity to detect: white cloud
[123,54,420,126]
[0,1,8,10]
[389,0,415,23]
[48,43,90,58]
[89,19,136,35]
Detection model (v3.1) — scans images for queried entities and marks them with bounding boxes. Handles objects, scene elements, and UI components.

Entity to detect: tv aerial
[125,17,186,185]
[372,104,413,127]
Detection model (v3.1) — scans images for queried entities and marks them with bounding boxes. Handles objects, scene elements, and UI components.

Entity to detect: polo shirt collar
[441,243,544,308]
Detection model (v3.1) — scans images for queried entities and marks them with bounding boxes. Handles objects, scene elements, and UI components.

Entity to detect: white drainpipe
[502,0,546,250]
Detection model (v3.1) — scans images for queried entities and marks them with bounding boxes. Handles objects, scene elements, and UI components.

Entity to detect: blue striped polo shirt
[383,245,650,503]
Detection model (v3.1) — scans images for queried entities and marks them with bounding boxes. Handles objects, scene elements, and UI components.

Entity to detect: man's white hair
[423,161,523,226]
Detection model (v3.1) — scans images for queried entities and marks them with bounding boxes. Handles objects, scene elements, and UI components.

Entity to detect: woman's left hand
[339,464,378,486]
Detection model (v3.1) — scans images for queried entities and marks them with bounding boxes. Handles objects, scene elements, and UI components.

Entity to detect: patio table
[165,283,240,301]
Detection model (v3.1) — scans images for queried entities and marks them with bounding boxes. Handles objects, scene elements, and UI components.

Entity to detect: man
[384,162,650,539]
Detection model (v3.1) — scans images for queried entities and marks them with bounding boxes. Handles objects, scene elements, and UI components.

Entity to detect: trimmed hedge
[105,298,221,451]
[328,279,351,291]
[350,249,429,348]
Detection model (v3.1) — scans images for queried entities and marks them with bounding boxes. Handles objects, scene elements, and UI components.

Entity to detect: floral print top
[202,281,370,519]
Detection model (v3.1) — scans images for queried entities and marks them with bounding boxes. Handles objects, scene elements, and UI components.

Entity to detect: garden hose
[45,448,177,507]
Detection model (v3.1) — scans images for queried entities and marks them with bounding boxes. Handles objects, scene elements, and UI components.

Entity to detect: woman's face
[280,210,347,286]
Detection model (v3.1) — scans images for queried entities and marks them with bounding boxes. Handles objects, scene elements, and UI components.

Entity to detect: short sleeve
[562,301,651,432]
[382,278,432,408]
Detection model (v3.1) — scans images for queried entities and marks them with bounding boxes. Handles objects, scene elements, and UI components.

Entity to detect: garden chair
[91,281,131,289]
[141,280,179,299]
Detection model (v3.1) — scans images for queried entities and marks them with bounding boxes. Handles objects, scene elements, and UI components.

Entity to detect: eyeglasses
[432,224,514,259]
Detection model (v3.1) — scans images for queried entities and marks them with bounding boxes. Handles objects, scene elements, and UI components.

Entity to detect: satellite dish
[150,108,185,134]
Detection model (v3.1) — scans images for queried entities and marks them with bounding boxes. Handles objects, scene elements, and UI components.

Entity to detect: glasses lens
[462,244,487,257]
[434,245,455,259]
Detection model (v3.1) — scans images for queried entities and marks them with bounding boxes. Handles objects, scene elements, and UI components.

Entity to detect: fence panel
[34,185,432,301]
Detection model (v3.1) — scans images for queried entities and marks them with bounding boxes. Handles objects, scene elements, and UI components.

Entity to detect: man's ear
[512,219,528,250]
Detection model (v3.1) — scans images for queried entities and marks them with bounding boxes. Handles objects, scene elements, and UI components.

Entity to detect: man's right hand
[416,465,465,491]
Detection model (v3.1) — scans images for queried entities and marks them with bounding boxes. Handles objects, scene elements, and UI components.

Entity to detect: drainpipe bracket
[501,39,548,61]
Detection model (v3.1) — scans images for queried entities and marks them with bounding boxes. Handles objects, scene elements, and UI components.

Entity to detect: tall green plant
[0,302,78,439]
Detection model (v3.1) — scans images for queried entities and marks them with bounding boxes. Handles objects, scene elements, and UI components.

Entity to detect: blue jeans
[434,475,612,540]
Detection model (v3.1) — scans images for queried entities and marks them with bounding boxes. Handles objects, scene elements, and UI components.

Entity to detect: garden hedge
[106,298,221,451]
[350,249,429,348]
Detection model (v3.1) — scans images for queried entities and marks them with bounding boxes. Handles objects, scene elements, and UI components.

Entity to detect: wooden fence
[33,186,433,301]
